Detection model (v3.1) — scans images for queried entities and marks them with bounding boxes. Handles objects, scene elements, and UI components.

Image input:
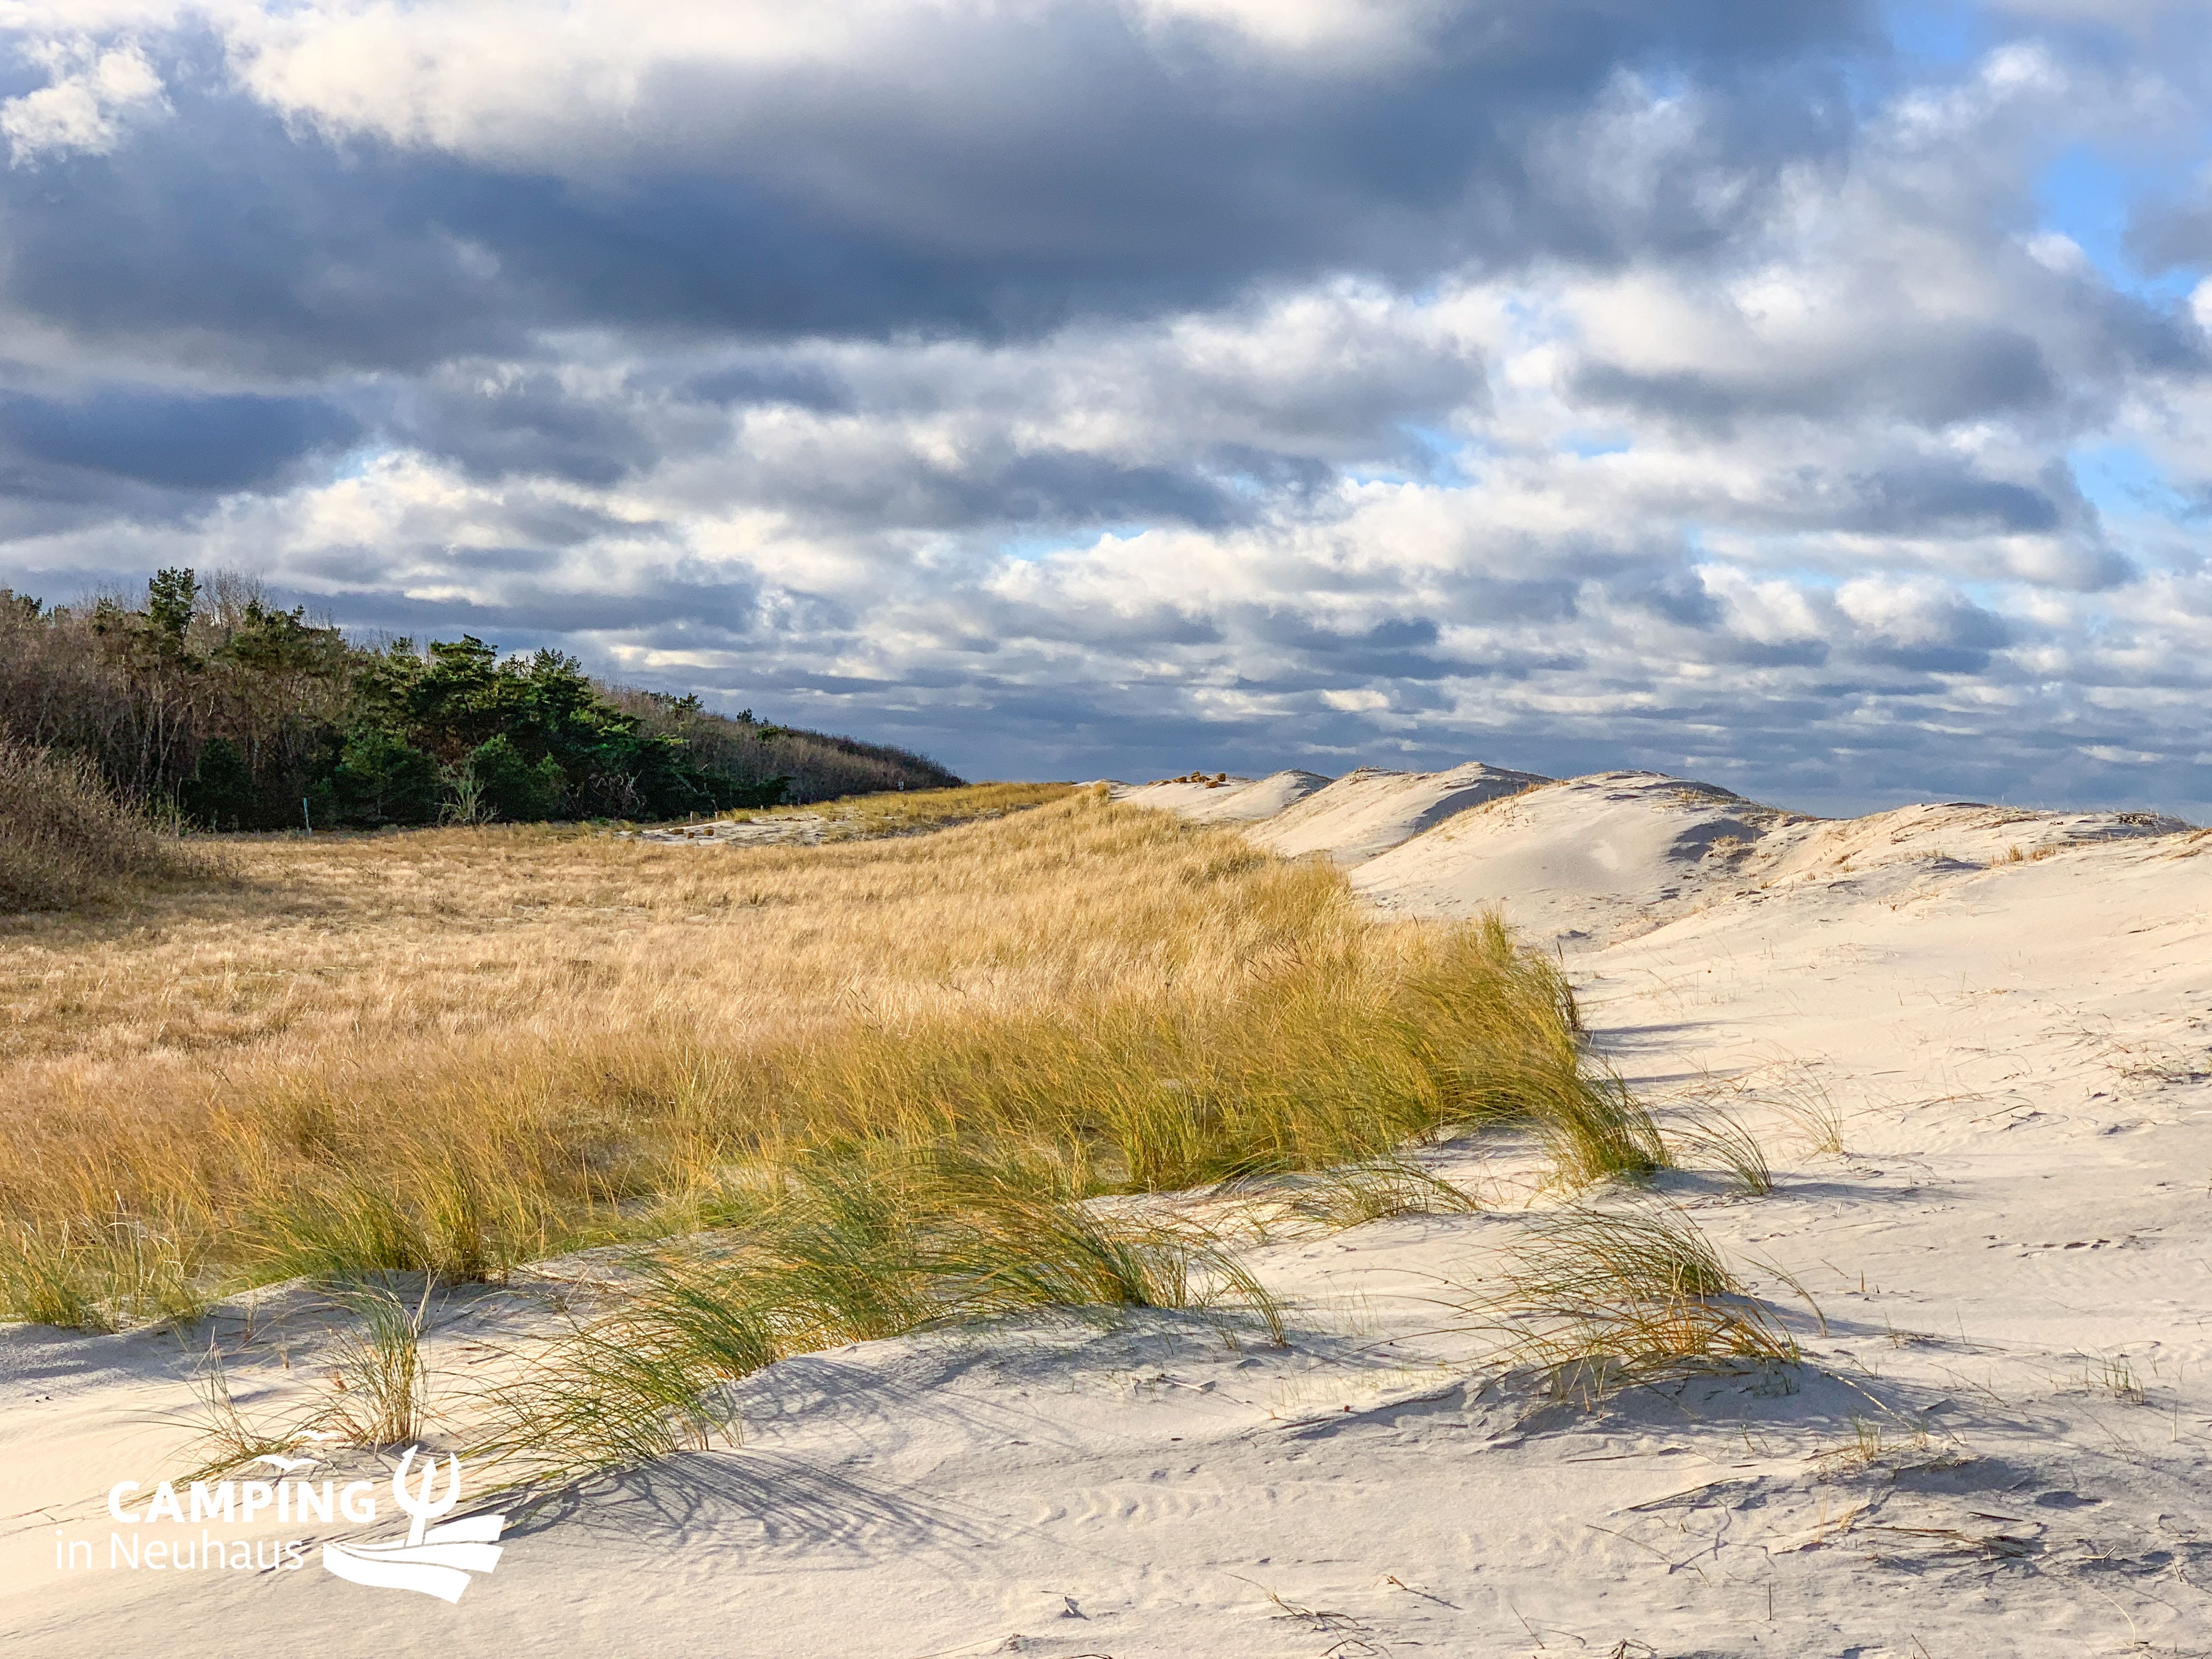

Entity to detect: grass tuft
[1670,1107,1774,1195]
[2079,1352,2147,1406]
[1470,1203,1799,1394]
[1276,1155,1482,1229]
[176,1345,309,1480]
[323,1279,436,1448]
[478,1147,1279,1479]
[1530,1070,1669,1190]
[1770,1077,1848,1157]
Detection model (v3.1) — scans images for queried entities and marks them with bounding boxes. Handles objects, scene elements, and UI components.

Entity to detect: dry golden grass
[1465,1202,1802,1399]
[719,780,1073,837]
[0,785,1651,1326]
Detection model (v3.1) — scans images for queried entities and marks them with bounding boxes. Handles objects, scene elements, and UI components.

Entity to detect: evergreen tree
[0,571,955,831]
[180,737,256,830]
[145,568,198,653]
[332,729,443,825]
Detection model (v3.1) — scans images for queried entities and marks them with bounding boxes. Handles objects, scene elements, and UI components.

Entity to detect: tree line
[0,569,960,831]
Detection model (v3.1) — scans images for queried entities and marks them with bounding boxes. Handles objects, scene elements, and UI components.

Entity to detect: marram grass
[1465,1201,1802,1401]
[476,1147,1282,1479]
[0,787,1660,1330]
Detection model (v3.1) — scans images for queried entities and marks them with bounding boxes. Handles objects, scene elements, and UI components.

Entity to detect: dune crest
[1243,760,1552,866]
[1127,761,2193,949]
[1110,769,1331,823]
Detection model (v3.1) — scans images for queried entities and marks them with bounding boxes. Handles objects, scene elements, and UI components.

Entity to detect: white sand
[9,766,2212,1656]
[1345,770,1805,945]
[1245,761,1552,867]
[1112,770,1333,824]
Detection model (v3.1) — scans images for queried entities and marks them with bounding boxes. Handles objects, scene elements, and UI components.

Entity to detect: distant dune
[1119,762,2192,949]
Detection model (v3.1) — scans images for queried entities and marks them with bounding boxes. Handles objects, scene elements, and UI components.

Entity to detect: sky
[1,1,2208,814]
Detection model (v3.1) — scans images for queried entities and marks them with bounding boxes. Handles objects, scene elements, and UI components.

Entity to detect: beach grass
[1472,1201,1801,1392]
[0,787,1656,1338]
[476,1146,1280,1478]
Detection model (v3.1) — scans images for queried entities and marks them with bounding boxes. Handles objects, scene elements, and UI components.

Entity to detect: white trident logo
[321,1447,507,1602]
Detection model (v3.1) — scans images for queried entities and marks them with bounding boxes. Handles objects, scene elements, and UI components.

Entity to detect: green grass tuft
[477,1147,1280,1480]
[1469,1202,1800,1396]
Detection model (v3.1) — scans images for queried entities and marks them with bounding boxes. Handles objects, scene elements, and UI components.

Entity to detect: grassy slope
[716,780,1073,834]
[0,787,1645,1328]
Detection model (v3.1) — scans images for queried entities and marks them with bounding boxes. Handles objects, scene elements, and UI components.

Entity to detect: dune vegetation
[0,568,958,834]
[0,736,217,915]
[0,786,1656,1328]
[0,782,1734,1483]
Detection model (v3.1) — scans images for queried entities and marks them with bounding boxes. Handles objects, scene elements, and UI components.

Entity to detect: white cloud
[1321,686,1392,710]
[2,36,166,163]
[1130,0,1445,64]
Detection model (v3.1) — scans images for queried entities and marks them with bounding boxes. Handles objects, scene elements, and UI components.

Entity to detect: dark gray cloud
[1,86,517,377]
[0,5,1870,366]
[1572,328,2064,430]
[387,371,664,489]
[0,384,357,494]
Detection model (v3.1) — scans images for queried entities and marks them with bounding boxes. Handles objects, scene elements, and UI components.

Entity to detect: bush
[0,737,202,912]
[179,737,258,831]
[332,728,443,825]
[465,735,566,822]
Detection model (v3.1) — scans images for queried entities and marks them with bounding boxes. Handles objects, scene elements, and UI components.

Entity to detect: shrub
[464,735,566,822]
[0,737,204,912]
[333,728,444,825]
[180,736,258,831]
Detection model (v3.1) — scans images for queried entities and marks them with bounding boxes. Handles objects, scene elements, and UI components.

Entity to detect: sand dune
[1243,760,1551,866]
[1748,799,2192,889]
[1345,770,1803,945]
[9,768,2211,1656]
[1135,761,2193,951]
[1112,769,1331,823]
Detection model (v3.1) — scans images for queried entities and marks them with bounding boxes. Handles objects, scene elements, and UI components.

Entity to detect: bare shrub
[0,737,208,912]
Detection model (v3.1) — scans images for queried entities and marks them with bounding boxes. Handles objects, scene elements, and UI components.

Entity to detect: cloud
[0,3,2208,815]
[0,385,357,493]
[2,37,166,163]
[0,2,1876,368]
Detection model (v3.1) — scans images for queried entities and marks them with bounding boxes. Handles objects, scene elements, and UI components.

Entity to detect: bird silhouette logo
[320,1448,506,1602]
[250,1453,321,1475]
